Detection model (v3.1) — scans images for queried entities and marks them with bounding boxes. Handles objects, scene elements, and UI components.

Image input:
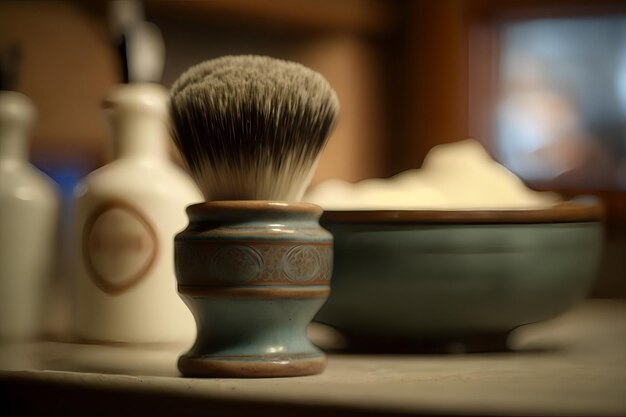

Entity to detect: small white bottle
[73,83,201,344]
[0,90,59,340]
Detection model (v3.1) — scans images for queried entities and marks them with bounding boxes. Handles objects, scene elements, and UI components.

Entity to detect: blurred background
[1,0,624,298]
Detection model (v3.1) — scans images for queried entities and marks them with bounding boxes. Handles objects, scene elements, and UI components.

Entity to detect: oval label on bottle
[83,201,158,295]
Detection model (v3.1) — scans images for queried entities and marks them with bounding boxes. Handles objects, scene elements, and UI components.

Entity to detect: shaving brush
[170,56,338,378]
[170,55,338,201]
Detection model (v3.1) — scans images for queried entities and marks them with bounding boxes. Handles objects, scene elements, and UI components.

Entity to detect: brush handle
[175,201,332,377]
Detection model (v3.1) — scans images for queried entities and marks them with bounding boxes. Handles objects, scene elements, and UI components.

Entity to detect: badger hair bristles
[170,55,339,201]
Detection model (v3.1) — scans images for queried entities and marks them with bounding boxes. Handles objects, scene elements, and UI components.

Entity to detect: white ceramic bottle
[0,90,59,340]
[73,83,201,344]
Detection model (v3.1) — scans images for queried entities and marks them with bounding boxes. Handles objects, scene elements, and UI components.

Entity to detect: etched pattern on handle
[181,242,332,285]
[283,245,322,281]
[211,245,264,283]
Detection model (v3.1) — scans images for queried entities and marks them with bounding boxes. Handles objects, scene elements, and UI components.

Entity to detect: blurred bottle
[0,89,60,340]
[72,82,201,343]
[72,2,200,344]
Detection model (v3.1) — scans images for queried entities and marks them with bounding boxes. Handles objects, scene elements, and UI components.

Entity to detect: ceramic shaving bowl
[315,200,603,348]
[175,201,332,377]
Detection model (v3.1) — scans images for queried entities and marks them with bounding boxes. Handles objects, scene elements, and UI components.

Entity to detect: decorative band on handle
[177,285,330,299]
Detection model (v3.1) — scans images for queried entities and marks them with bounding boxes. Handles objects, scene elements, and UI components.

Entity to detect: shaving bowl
[315,200,603,349]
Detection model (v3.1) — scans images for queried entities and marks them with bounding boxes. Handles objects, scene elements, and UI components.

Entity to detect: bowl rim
[320,200,603,224]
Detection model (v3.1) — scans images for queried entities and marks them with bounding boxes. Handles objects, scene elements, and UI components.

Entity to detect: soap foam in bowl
[307,140,603,349]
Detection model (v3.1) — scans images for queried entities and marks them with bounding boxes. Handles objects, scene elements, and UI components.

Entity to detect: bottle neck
[0,91,35,166]
[0,128,28,164]
[102,83,170,162]
[108,113,169,161]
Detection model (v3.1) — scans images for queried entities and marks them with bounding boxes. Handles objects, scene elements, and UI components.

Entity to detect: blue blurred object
[34,162,83,202]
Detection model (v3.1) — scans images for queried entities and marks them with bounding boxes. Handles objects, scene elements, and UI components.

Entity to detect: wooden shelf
[143,0,398,36]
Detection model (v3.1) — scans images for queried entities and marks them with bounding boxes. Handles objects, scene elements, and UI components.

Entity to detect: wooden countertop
[1,300,625,417]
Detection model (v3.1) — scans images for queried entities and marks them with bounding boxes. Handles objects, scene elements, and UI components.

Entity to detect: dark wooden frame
[464,0,626,297]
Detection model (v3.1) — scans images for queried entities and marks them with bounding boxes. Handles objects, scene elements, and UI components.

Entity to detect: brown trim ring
[186,200,323,219]
[320,200,603,225]
[178,354,326,378]
[175,239,333,247]
[83,200,159,295]
[178,285,330,299]
[176,278,332,287]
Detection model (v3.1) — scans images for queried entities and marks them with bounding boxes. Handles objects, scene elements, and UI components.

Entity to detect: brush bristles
[170,55,339,201]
